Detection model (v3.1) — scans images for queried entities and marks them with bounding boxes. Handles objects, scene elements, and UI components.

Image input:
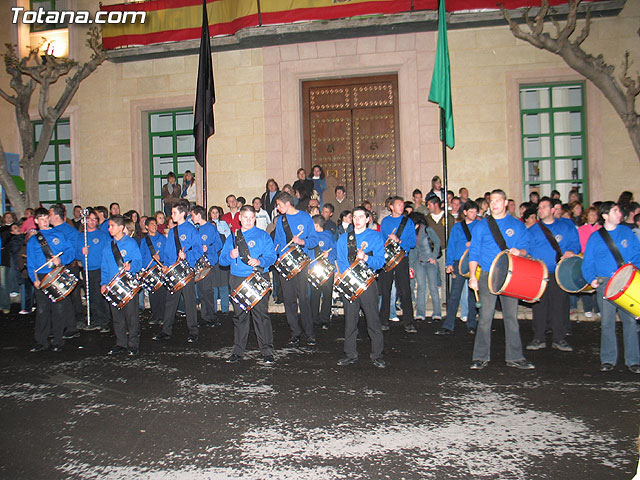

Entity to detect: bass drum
[40,266,78,303]
[488,250,548,303]
[231,271,272,311]
[555,255,593,294]
[604,264,640,318]
[335,260,376,302]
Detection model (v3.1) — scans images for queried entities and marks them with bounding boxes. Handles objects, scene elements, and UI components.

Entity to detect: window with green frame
[30,0,69,32]
[34,119,71,208]
[520,83,588,204]
[149,109,195,214]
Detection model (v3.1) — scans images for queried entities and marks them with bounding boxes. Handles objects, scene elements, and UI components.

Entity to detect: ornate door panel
[303,75,400,216]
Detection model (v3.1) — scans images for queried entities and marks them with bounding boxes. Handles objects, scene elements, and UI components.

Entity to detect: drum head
[488,251,510,295]
[40,266,65,288]
[555,256,587,293]
[605,264,635,299]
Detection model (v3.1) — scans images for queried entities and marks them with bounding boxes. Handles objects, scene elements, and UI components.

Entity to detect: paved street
[0,309,638,479]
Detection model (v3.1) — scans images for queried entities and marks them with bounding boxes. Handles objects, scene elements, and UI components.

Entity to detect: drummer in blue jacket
[581,201,640,374]
[468,189,533,371]
[527,197,581,353]
[336,206,386,368]
[309,214,337,330]
[26,207,75,352]
[100,215,142,356]
[139,216,167,326]
[220,206,277,365]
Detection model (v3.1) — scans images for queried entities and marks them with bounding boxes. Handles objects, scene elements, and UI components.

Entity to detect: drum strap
[598,229,625,268]
[314,245,322,257]
[396,215,409,239]
[281,214,294,243]
[145,235,156,257]
[111,241,124,268]
[347,227,357,263]
[35,232,54,259]
[235,230,251,264]
[538,222,562,264]
[173,225,183,252]
[461,221,472,242]
[486,216,508,251]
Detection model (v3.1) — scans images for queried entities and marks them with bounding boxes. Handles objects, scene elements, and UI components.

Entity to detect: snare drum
[335,260,376,302]
[604,264,640,317]
[308,256,335,289]
[194,255,212,282]
[273,244,311,279]
[103,269,141,309]
[488,250,548,303]
[163,259,194,293]
[39,265,78,303]
[231,271,272,311]
[383,239,405,272]
[137,264,165,293]
[555,255,593,294]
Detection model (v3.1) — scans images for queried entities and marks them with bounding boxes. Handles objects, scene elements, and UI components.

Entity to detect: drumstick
[309,248,332,265]
[283,234,300,250]
[34,252,63,273]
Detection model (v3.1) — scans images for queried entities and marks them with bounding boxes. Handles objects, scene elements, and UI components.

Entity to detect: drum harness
[538,222,563,264]
[598,229,625,270]
[236,229,263,274]
[111,240,126,271]
[35,232,56,278]
[486,216,508,252]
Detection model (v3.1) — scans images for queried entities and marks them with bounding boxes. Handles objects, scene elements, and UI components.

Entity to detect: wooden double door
[302,75,401,215]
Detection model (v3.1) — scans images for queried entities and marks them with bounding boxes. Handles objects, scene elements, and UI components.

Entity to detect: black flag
[193,0,215,168]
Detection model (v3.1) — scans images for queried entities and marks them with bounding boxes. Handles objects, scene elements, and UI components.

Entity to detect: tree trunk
[0,143,26,215]
[22,160,39,210]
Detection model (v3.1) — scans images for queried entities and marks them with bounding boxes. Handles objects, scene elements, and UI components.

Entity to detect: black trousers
[111,294,140,349]
[64,263,84,333]
[197,272,217,324]
[532,275,570,343]
[379,255,415,327]
[229,274,274,356]
[162,280,198,336]
[149,285,167,324]
[88,269,111,327]
[310,272,334,326]
[343,282,384,360]
[34,272,69,348]
[280,266,314,339]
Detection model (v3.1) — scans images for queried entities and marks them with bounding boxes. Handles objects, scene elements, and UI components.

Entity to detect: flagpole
[202,115,207,208]
[441,106,450,303]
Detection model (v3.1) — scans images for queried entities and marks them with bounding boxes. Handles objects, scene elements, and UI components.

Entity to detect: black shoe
[380,325,390,332]
[152,332,171,342]
[467,328,476,335]
[80,323,101,331]
[30,344,47,353]
[404,325,417,334]
[275,299,283,304]
[470,360,489,370]
[506,359,535,370]
[372,358,386,369]
[307,337,317,347]
[187,334,198,343]
[628,364,640,374]
[226,354,242,364]
[51,345,63,353]
[321,324,329,330]
[99,326,111,334]
[600,363,614,372]
[128,347,139,356]
[287,336,300,347]
[263,355,275,365]
[434,327,453,336]
[63,331,80,339]
[337,357,358,366]
[107,345,127,355]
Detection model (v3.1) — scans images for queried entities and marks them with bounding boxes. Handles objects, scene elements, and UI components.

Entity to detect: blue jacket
[99,220,110,236]
[336,228,385,272]
[581,225,640,282]
[139,233,167,269]
[313,230,337,263]
[219,226,277,277]
[273,210,318,257]
[380,215,416,256]
[469,215,530,271]
[26,228,75,283]
[75,229,111,270]
[196,222,223,266]
[161,221,203,268]
[528,219,581,273]
[53,222,79,264]
[446,219,480,266]
[100,236,142,286]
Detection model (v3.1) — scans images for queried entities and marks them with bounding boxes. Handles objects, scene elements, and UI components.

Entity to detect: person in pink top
[576,205,601,318]
[19,208,36,233]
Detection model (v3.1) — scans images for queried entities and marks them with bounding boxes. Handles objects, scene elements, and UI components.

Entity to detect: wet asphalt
[0,306,639,480]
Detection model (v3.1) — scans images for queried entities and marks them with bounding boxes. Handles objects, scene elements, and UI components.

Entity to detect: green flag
[428,0,454,149]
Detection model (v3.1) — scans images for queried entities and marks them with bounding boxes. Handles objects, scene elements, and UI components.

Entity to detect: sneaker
[19,309,31,315]
[51,345,63,353]
[584,311,593,318]
[1,309,10,314]
[628,364,640,374]
[432,316,442,322]
[600,363,614,372]
[187,334,198,344]
[226,354,242,364]
[506,359,535,370]
[551,340,573,352]
[306,337,317,347]
[9,292,18,298]
[107,345,127,355]
[263,355,275,365]
[526,339,546,350]
[389,317,400,323]
[372,358,386,369]
[287,336,300,347]
[62,331,80,340]
[80,323,101,331]
[152,332,171,342]
[414,316,425,322]
[380,325,390,332]
[404,325,417,334]
[30,344,47,353]
[128,347,139,356]
[470,360,489,370]
[321,324,329,330]
[434,328,452,336]
[100,326,111,334]
[461,316,468,323]
[337,357,358,366]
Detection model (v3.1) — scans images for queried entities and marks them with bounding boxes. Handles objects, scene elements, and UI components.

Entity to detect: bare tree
[502,0,640,161]
[0,27,106,214]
